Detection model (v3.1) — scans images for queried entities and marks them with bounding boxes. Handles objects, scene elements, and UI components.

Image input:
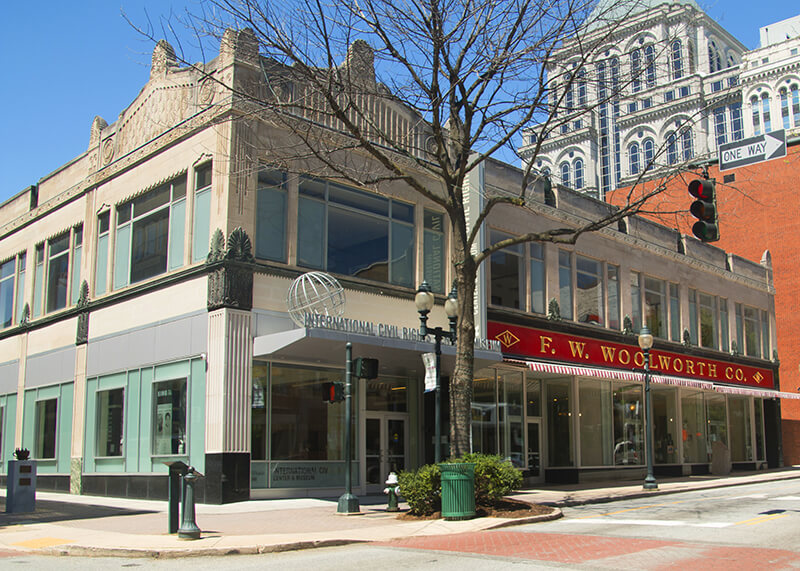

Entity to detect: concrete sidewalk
[1,467,798,558]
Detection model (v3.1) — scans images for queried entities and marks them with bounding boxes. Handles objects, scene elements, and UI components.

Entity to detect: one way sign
[719,130,786,171]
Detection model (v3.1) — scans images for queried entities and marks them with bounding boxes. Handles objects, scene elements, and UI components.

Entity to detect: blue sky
[0,1,798,205]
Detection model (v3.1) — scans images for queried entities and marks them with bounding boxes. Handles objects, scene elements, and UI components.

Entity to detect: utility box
[6,460,37,513]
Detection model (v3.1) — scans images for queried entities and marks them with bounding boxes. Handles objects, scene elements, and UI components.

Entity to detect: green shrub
[397,463,441,515]
[451,453,522,505]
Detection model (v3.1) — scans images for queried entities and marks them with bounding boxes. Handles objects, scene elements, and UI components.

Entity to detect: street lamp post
[638,325,658,490]
[415,281,458,464]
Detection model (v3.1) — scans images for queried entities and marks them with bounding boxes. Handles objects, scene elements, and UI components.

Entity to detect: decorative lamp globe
[287,272,346,327]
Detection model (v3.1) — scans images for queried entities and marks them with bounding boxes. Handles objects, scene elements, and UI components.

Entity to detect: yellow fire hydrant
[384,472,400,512]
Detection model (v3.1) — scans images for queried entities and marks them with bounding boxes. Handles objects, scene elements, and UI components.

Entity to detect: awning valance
[507,358,798,398]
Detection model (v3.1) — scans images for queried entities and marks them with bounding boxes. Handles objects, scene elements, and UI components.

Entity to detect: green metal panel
[21,390,35,455]
[57,383,73,474]
[189,357,206,471]
[138,368,152,472]
[154,360,190,382]
[83,378,98,473]
[0,394,17,474]
[126,369,142,472]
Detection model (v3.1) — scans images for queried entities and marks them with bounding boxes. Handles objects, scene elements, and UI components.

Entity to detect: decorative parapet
[76,280,90,345]
[207,227,255,311]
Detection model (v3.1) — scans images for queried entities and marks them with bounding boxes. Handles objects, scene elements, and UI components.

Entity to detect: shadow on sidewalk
[0,497,157,529]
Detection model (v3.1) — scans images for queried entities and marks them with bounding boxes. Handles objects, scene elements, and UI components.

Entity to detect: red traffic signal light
[322,381,345,403]
[688,178,719,242]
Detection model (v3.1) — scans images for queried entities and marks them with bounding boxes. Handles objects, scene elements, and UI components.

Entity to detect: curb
[484,507,563,530]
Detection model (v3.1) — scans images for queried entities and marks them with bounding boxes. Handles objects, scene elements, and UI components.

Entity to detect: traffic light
[322,381,345,403]
[688,178,719,242]
[353,357,379,379]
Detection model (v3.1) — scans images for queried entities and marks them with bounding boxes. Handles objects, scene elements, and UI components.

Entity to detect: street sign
[719,130,786,171]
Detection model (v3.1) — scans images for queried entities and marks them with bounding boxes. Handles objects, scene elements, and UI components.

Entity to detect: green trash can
[439,463,476,520]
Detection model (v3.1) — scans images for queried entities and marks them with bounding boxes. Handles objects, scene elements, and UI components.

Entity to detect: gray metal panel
[0,360,19,394]
[25,346,76,388]
[87,312,208,377]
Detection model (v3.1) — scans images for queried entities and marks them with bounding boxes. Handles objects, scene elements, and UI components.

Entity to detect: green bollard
[178,467,202,539]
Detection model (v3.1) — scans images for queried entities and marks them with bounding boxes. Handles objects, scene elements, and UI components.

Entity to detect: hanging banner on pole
[422,353,437,392]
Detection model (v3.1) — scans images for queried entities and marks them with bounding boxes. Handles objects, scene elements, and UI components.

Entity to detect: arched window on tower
[645,45,656,88]
[761,93,772,133]
[577,70,587,106]
[643,138,655,171]
[631,49,642,93]
[780,87,790,130]
[791,84,800,127]
[681,128,694,161]
[666,131,677,165]
[628,143,641,176]
[573,159,584,190]
[560,162,570,187]
[751,95,762,135]
[671,40,683,80]
[708,40,722,73]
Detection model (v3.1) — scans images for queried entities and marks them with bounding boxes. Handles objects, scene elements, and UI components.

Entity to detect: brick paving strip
[377,531,800,568]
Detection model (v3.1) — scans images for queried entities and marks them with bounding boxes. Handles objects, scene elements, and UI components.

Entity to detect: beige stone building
[0,30,788,502]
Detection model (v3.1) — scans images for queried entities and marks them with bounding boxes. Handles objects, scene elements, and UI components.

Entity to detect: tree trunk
[449,235,477,458]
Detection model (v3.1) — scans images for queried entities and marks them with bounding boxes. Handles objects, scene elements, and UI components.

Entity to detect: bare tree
[145,0,697,457]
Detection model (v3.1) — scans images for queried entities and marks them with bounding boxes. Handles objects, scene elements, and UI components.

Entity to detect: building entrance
[363,413,408,494]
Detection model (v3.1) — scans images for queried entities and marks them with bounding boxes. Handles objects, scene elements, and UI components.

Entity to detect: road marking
[734,513,790,526]
[729,494,768,499]
[558,518,733,528]
[11,537,72,549]
[772,496,800,501]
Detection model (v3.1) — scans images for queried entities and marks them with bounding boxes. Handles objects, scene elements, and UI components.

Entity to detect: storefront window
[729,397,752,462]
[472,374,497,455]
[706,393,727,458]
[754,399,765,461]
[579,379,612,466]
[35,398,58,459]
[251,363,269,461]
[499,373,524,467]
[576,256,603,325]
[547,379,573,466]
[652,387,678,464]
[682,391,707,463]
[153,379,187,456]
[525,375,541,417]
[366,376,407,412]
[96,388,124,457]
[613,384,643,465]
[271,364,346,460]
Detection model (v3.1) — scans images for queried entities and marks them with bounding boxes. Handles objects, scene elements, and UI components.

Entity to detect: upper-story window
[30,225,83,318]
[575,255,603,326]
[644,45,656,88]
[791,85,800,127]
[70,225,83,305]
[490,230,523,309]
[423,210,446,293]
[564,73,574,111]
[714,107,727,147]
[630,49,642,93]
[297,178,414,287]
[560,162,570,187]
[735,303,769,358]
[708,40,722,73]
[730,102,744,141]
[780,87,790,130]
[577,70,587,107]
[0,256,21,328]
[671,40,683,80]
[751,95,761,135]
[95,212,110,296]
[631,273,677,340]
[192,163,212,262]
[573,159,584,190]
[643,138,655,170]
[530,243,545,314]
[559,253,619,328]
[114,174,187,290]
[761,93,772,133]
[681,128,694,161]
[628,142,640,175]
[255,169,288,263]
[665,131,678,165]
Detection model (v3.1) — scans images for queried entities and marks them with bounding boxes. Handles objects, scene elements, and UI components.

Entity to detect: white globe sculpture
[287,272,346,327]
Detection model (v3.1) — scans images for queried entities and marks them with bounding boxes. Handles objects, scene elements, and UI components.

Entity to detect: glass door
[526,420,544,483]
[363,413,408,493]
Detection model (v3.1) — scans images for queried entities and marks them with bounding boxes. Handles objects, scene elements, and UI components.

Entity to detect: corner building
[0,31,791,501]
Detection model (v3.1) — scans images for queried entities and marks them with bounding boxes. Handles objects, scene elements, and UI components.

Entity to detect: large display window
[547,379,573,466]
[579,379,613,466]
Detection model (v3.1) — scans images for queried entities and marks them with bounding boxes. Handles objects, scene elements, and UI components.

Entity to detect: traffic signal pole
[337,342,360,514]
